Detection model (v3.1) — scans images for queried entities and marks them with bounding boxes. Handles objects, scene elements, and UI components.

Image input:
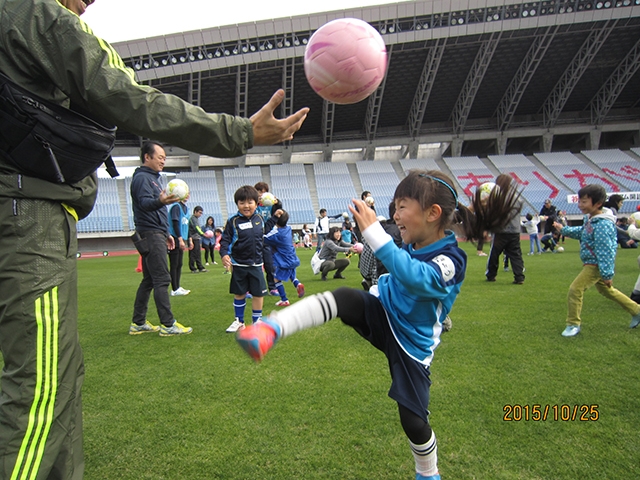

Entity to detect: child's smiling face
[238,199,257,218]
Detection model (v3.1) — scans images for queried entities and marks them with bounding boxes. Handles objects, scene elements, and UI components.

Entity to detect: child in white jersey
[237,170,521,480]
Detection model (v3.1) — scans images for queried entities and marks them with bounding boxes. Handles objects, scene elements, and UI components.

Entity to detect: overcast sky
[83,0,407,44]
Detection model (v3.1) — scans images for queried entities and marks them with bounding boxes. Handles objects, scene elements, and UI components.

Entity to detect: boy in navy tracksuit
[264,210,305,307]
[220,185,267,333]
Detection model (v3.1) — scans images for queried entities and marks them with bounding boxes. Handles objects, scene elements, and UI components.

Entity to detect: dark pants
[263,246,276,290]
[168,243,184,291]
[189,237,204,272]
[332,287,433,444]
[132,231,174,327]
[203,243,215,263]
[0,198,84,479]
[487,233,525,283]
[320,258,351,279]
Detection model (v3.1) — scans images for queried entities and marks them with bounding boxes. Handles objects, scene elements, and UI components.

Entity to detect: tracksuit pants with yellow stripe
[0,193,85,479]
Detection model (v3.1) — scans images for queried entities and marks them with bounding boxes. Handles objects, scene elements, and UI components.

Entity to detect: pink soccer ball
[353,242,364,254]
[204,230,214,239]
[304,18,387,105]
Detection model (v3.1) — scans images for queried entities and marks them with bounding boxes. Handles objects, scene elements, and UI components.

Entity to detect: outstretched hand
[251,89,309,146]
[349,199,378,232]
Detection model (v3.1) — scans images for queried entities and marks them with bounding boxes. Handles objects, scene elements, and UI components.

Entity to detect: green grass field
[4,240,640,479]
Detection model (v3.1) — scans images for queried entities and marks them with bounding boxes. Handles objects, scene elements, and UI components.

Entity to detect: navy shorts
[337,288,432,423]
[229,265,267,296]
[274,267,297,282]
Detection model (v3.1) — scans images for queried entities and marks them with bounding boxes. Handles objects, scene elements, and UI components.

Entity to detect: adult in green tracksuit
[0,1,309,478]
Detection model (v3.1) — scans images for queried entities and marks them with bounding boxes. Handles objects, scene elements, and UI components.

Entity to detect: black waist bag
[0,72,118,184]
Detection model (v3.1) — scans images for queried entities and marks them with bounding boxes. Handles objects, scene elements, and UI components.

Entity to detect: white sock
[269,291,338,339]
[410,431,438,477]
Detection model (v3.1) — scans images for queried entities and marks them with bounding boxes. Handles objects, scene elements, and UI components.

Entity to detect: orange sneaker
[236,319,280,362]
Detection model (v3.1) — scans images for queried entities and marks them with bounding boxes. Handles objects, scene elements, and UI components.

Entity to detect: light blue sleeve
[364,222,459,301]
[593,221,617,280]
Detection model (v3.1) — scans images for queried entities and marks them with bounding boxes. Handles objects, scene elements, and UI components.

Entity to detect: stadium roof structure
[110,0,640,167]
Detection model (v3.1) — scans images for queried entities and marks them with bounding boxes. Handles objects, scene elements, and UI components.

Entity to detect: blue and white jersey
[364,223,467,366]
[219,211,264,266]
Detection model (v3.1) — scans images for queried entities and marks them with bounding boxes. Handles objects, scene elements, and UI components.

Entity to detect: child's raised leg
[236,291,339,361]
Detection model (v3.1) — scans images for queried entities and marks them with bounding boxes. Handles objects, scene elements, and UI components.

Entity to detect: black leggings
[203,244,215,263]
[168,246,183,291]
[332,287,433,444]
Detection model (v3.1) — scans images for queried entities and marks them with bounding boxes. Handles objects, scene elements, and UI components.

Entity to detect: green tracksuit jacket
[0,1,254,478]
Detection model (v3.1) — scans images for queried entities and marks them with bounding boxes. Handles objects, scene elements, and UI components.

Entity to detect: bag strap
[104,155,119,178]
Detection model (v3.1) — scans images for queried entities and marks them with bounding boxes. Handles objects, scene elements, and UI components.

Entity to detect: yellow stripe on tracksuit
[56,1,137,83]
[10,288,60,480]
[77,19,137,83]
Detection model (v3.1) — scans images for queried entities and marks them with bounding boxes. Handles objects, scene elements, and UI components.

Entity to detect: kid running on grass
[237,170,521,480]
[264,210,305,306]
[553,184,640,337]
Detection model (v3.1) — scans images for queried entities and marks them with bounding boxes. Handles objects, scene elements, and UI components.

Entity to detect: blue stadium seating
[77,149,640,236]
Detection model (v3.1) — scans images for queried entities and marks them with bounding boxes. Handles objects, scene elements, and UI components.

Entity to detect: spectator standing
[202,216,216,265]
[539,199,558,234]
[130,142,193,334]
[604,194,624,217]
[168,196,192,296]
[314,209,331,252]
[188,205,208,273]
[486,175,525,284]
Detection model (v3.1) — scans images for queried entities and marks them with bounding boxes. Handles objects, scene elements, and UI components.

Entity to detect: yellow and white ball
[165,179,189,201]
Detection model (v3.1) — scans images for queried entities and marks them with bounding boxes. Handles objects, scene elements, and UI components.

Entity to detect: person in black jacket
[130,141,193,337]
[539,199,557,234]
[220,185,267,333]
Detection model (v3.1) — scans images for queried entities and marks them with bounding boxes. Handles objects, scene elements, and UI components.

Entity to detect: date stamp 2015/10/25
[503,404,599,422]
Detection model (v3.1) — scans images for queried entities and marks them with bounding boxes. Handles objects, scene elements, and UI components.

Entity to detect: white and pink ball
[304,18,387,105]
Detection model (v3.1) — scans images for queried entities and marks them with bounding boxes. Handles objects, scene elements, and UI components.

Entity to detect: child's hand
[349,199,378,231]
[603,279,612,288]
[222,255,232,269]
[552,221,563,231]
[274,209,283,217]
